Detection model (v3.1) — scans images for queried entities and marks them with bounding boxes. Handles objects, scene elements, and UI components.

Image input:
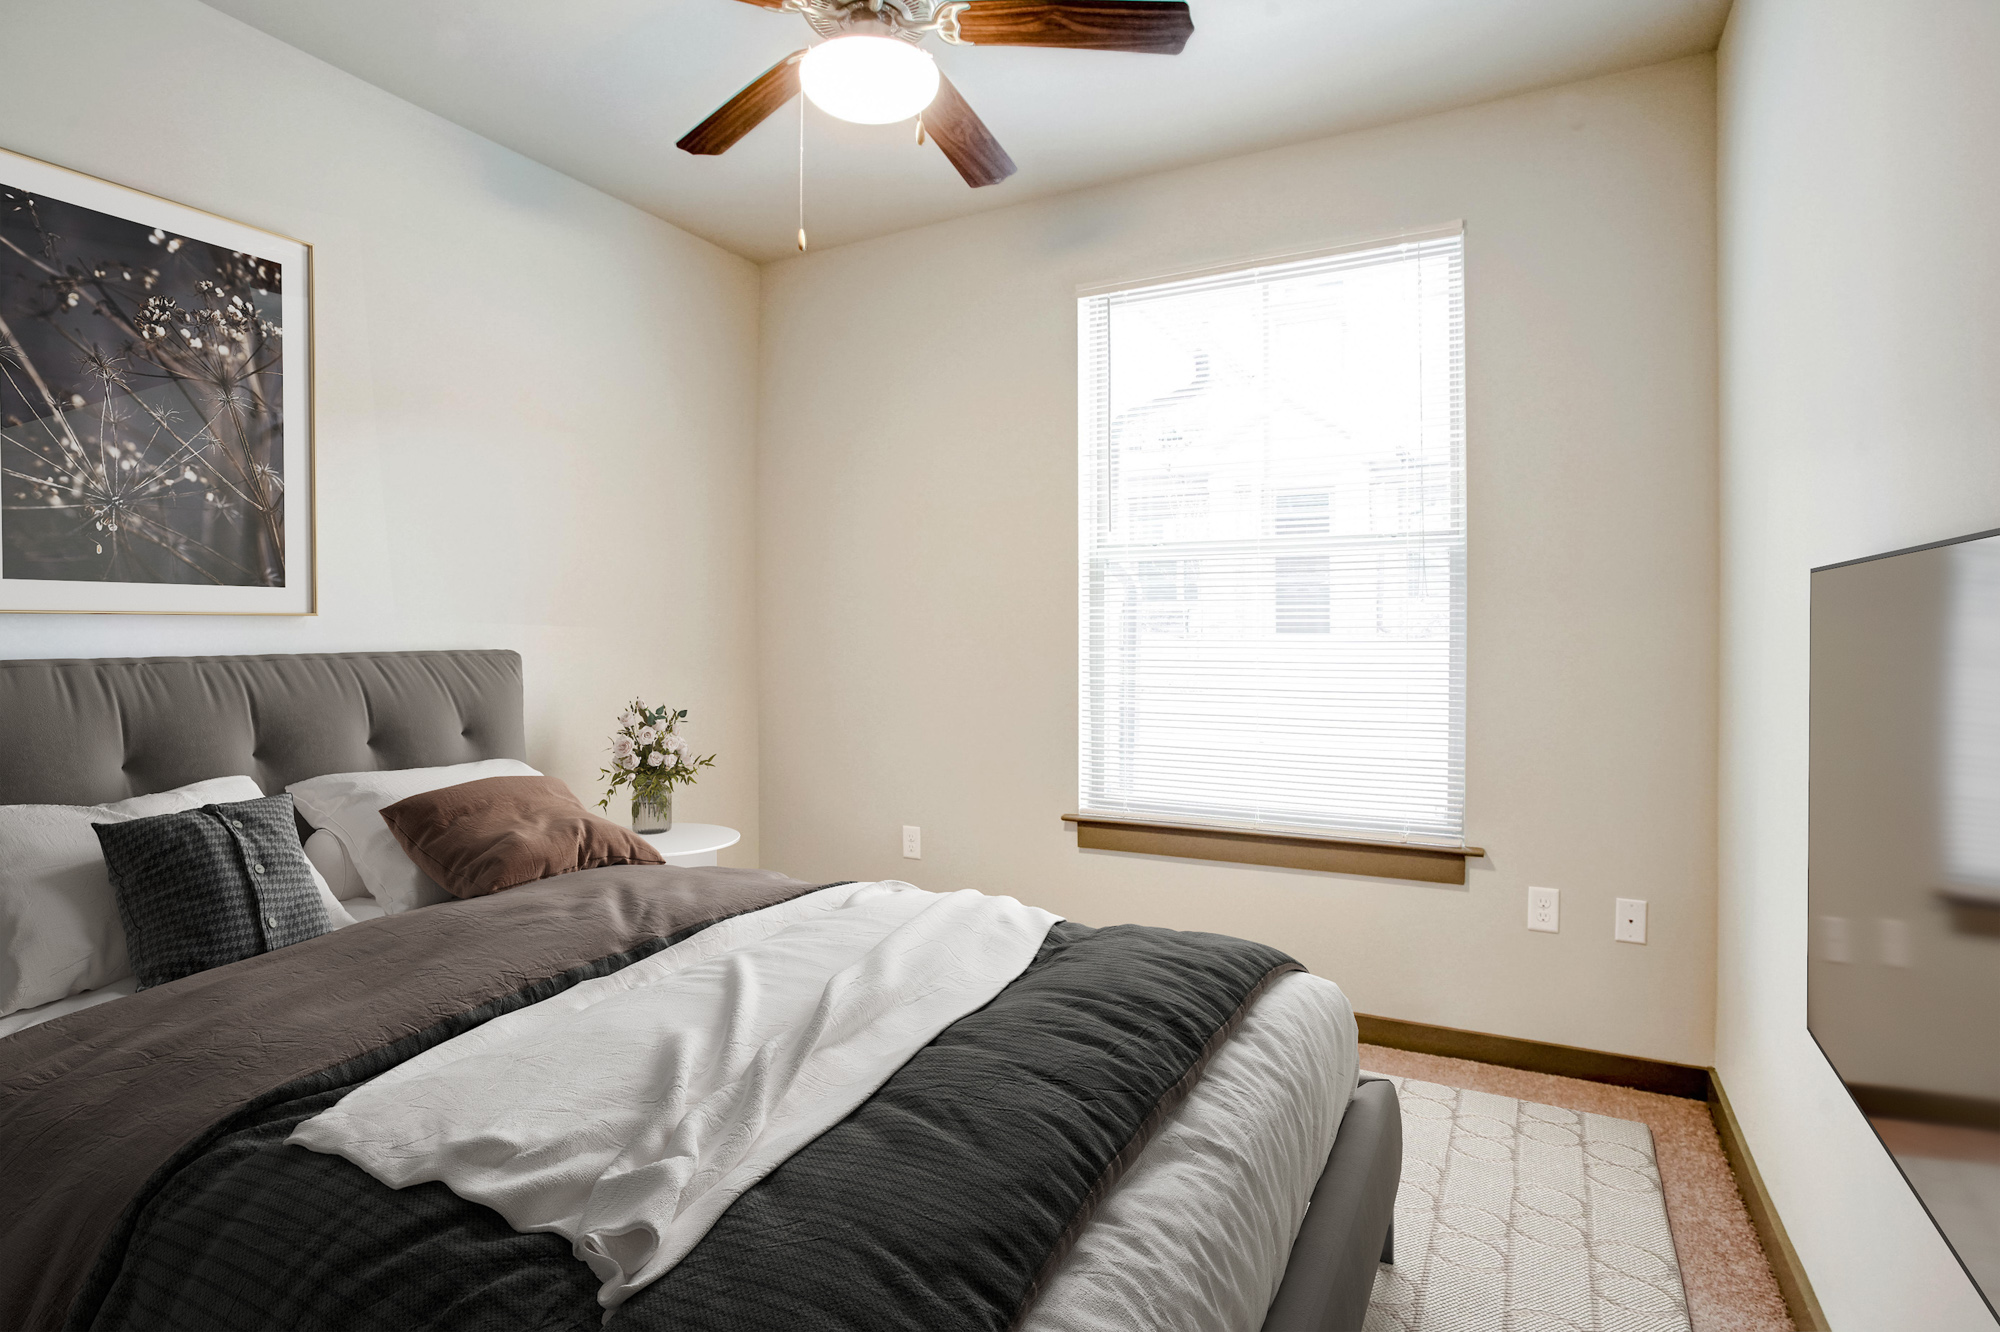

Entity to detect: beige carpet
[1360,1046,1794,1332]
[1364,1074,1691,1332]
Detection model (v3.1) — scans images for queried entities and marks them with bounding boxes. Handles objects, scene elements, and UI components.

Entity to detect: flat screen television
[1812,527,2000,1314]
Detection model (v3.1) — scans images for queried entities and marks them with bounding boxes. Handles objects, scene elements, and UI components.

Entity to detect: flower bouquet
[598,701,715,833]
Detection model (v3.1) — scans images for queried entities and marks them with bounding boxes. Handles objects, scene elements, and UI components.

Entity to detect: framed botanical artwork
[0,147,313,615]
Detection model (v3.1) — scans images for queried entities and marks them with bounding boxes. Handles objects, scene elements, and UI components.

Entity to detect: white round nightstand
[639,823,741,868]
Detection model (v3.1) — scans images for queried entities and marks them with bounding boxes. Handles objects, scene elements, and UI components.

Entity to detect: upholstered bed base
[0,650,526,809]
[0,650,523,841]
[1264,1077,1402,1331]
[0,650,1399,1332]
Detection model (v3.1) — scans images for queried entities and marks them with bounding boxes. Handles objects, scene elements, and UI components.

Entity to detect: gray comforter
[0,866,1298,1332]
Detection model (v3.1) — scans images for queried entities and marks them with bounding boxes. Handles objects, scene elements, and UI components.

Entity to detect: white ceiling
[201,0,1727,262]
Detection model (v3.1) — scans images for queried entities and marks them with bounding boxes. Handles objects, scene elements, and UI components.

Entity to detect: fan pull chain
[797,93,808,253]
[916,118,926,147]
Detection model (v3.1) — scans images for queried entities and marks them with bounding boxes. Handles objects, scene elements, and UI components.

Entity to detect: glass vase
[632,790,673,834]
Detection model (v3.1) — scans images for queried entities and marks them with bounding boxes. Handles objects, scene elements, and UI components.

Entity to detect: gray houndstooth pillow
[94,793,330,990]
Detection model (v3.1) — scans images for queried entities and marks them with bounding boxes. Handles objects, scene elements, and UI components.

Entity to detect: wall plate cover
[1615,898,1647,944]
[1528,885,1559,933]
[901,825,921,859]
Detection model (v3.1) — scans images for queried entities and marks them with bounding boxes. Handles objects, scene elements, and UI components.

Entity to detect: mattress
[0,896,387,1040]
[0,978,137,1040]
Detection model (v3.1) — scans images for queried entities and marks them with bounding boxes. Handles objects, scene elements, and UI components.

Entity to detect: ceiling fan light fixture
[799,35,940,125]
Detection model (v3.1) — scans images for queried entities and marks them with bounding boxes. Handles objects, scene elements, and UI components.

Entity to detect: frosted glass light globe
[800,35,940,125]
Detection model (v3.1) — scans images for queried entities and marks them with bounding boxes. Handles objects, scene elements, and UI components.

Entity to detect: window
[1273,492,1332,635]
[1077,231,1466,846]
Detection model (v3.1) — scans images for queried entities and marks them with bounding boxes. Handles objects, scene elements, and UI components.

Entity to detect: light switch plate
[1615,898,1647,944]
[1528,886,1559,933]
[901,825,921,859]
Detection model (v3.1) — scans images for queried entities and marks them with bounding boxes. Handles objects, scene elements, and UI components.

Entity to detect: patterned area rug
[1365,1075,1693,1332]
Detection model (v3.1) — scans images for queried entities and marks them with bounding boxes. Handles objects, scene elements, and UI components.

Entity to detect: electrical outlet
[901,825,921,859]
[1527,886,1559,933]
[1615,898,1647,944]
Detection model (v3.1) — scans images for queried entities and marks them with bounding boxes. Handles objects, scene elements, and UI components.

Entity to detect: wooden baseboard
[1355,1013,1712,1100]
[1846,1081,2000,1131]
[1707,1074,1828,1331]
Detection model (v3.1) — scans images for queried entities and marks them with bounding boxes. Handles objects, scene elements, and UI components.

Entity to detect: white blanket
[290,881,1058,1313]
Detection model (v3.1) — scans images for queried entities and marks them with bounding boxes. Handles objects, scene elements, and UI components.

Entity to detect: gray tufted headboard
[0,651,526,815]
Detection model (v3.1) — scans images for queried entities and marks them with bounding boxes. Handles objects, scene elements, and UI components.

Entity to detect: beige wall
[0,0,763,858]
[1718,0,2000,1325]
[757,57,1719,1065]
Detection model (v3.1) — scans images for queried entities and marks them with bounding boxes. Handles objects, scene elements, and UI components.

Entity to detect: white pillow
[284,830,355,929]
[288,759,542,915]
[0,775,264,1016]
[312,870,357,931]
[304,828,371,901]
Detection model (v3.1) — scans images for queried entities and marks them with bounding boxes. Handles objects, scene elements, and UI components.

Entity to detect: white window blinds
[1078,231,1466,844]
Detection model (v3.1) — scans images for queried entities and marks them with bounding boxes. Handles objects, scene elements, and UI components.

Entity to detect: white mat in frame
[0,146,313,615]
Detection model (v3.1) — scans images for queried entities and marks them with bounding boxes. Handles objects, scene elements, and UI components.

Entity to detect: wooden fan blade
[921,74,1018,188]
[955,0,1193,54]
[677,50,807,156]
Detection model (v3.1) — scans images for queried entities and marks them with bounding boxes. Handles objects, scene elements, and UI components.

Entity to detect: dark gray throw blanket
[3,870,1299,1332]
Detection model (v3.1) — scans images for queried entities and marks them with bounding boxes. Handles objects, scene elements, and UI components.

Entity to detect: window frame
[1072,226,1476,882]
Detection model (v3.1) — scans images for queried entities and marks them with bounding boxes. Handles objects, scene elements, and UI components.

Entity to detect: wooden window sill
[1062,812,1484,885]
[1940,891,2000,937]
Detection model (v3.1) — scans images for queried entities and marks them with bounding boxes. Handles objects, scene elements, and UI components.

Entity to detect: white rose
[611,736,635,759]
[647,751,664,766]
[618,710,638,726]
[636,725,658,745]
[620,753,639,770]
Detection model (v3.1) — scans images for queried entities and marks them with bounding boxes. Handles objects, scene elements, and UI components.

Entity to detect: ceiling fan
[677,0,1196,188]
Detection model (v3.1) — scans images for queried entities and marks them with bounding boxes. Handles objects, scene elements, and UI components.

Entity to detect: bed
[0,649,1400,1332]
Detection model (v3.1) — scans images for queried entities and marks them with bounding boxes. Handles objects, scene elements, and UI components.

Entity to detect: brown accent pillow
[378,775,664,899]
